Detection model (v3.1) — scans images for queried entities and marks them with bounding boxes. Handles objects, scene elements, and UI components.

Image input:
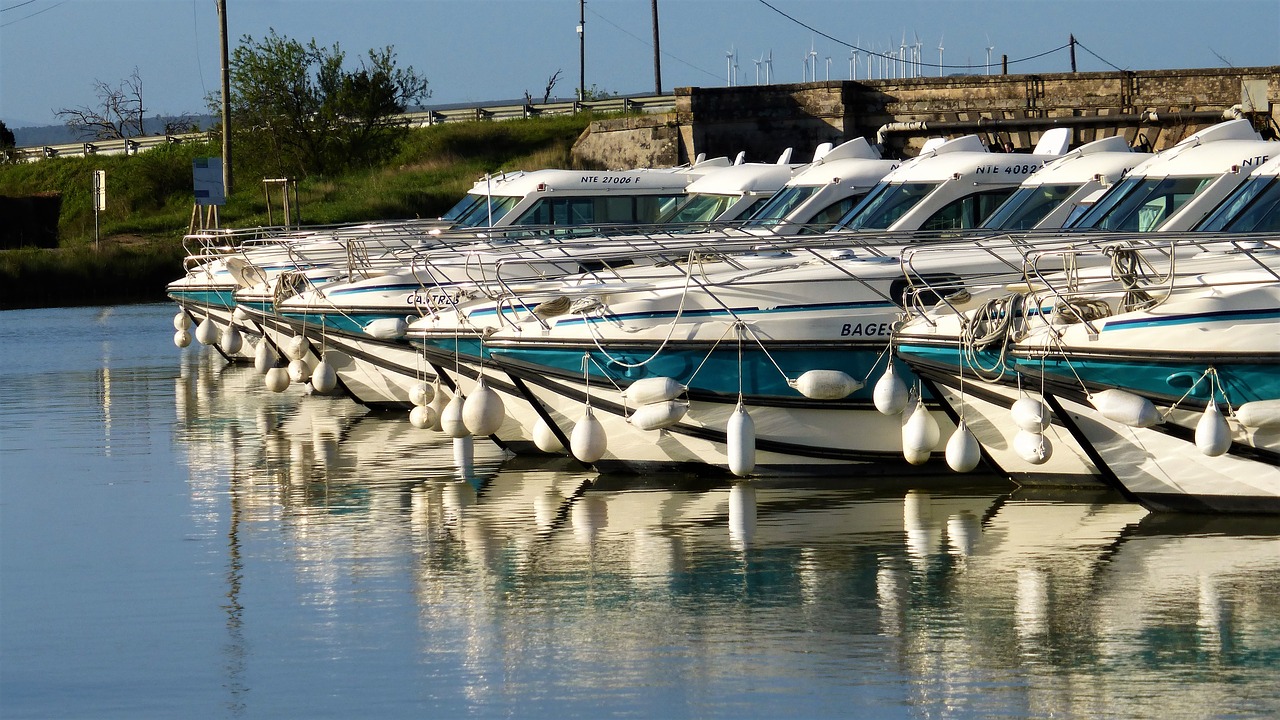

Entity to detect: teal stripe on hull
[486,343,921,400]
[897,343,1280,404]
[169,289,237,310]
[281,311,408,336]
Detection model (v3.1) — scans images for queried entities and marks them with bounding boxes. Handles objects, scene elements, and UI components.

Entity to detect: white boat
[168,160,721,364]
[895,234,1280,511]
[837,129,1072,233]
[979,135,1150,231]
[260,141,901,410]
[1067,118,1275,232]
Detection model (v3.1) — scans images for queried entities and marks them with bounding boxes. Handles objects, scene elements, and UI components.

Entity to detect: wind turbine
[937,34,945,77]
[726,46,735,86]
[825,56,832,81]
[985,34,995,75]
[754,53,763,85]
[899,31,907,80]
[765,49,773,84]
[913,31,923,78]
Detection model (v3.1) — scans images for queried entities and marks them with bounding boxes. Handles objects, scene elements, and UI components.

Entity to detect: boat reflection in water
[172,351,1280,717]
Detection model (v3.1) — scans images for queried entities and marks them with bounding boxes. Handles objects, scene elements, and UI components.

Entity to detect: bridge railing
[4,94,677,163]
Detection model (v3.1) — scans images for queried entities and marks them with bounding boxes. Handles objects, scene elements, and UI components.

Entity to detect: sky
[1,0,1277,130]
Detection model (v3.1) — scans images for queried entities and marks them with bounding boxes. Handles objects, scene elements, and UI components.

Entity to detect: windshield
[1070,175,1214,231]
[796,194,867,234]
[744,185,817,227]
[982,184,1078,230]
[659,193,737,224]
[1195,176,1280,232]
[453,195,522,228]
[511,194,683,226]
[440,193,485,223]
[839,182,937,230]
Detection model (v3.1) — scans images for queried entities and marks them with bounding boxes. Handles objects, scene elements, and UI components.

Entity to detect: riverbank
[0,114,595,309]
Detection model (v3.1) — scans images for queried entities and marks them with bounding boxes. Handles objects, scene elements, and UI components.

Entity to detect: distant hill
[9,115,217,148]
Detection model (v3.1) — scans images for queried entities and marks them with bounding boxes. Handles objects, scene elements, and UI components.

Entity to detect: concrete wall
[575,66,1279,167]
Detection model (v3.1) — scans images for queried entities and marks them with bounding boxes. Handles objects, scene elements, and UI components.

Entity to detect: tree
[221,29,429,178]
[55,68,145,140]
[0,120,14,164]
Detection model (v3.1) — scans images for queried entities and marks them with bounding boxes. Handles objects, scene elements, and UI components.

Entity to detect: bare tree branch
[55,68,145,140]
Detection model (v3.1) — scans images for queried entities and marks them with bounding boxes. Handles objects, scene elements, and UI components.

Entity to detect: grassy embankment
[0,114,594,309]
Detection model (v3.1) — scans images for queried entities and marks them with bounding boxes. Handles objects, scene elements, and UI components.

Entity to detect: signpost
[192,157,226,231]
[92,170,106,249]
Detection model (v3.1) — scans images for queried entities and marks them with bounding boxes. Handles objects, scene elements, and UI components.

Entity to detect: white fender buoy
[364,317,408,340]
[287,358,310,384]
[1236,400,1280,429]
[628,400,689,431]
[874,363,909,415]
[440,392,470,438]
[1196,401,1231,457]
[195,317,218,345]
[219,326,243,355]
[1013,430,1053,465]
[283,335,307,361]
[533,416,565,453]
[311,357,337,394]
[253,340,277,375]
[233,306,249,322]
[172,311,190,331]
[902,399,940,465]
[409,404,438,430]
[264,366,290,393]
[1089,389,1160,428]
[791,369,863,400]
[463,378,506,436]
[1010,397,1050,433]
[427,382,447,432]
[727,402,756,476]
[408,381,435,407]
[173,329,192,348]
[623,377,685,405]
[945,420,982,473]
[570,406,607,463]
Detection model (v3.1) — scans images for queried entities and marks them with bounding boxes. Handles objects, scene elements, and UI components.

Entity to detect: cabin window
[1195,176,1280,232]
[798,195,865,234]
[745,185,818,227]
[982,184,1077,230]
[1073,176,1213,231]
[841,182,936,230]
[919,188,1016,231]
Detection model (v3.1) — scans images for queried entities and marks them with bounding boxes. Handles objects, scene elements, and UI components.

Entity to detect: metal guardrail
[4,95,677,164]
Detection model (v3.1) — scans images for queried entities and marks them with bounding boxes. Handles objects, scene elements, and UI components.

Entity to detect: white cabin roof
[468,167,698,198]
[1126,120,1274,178]
[684,162,798,196]
[1022,136,1150,186]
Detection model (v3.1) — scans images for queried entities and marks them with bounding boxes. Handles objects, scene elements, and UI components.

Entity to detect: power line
[754,0,1072,72]
[1073,39,1127,72]
[586,5,721,83]
[1,0,39,12]
[1,0,67,27]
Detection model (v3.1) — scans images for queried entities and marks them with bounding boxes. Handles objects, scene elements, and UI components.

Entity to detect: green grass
[0,114,597,308]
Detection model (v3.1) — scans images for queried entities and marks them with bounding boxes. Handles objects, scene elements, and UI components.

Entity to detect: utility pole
[217,0,233,198]
[651,0,662,94]
[577,0,586,102]
[1069,33,1077,73]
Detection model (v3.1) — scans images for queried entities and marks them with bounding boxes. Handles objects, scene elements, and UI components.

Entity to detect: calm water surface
[1,303,1277,719]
